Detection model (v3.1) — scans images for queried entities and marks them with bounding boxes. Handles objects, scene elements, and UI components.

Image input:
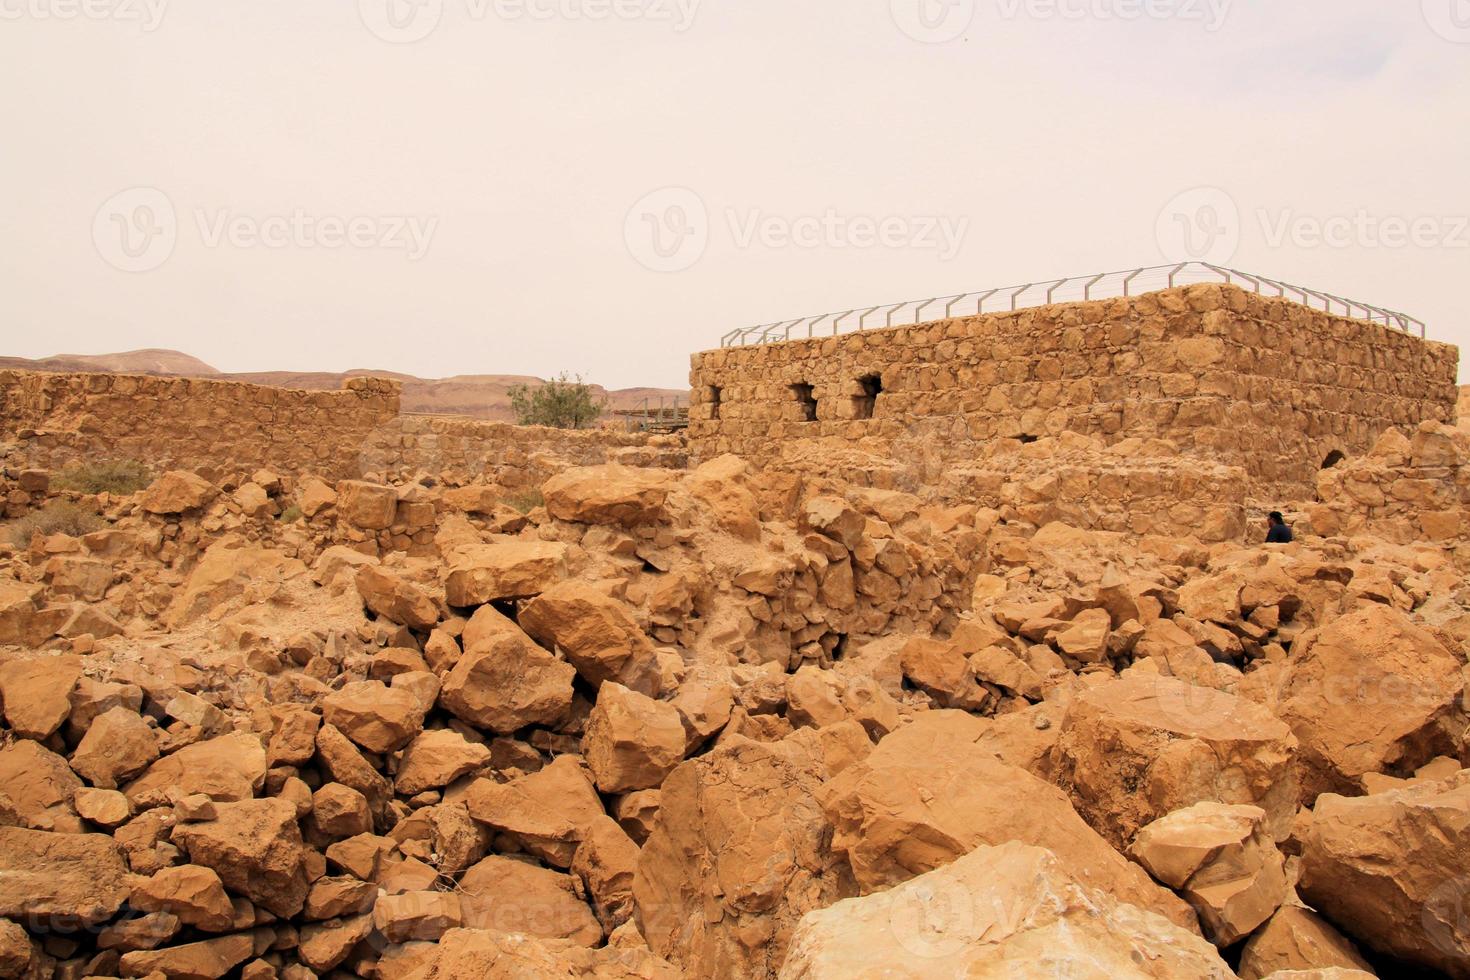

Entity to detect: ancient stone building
[687,283,1460,497]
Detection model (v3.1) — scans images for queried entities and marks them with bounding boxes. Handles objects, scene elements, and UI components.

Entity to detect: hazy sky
[2,0,1467,389]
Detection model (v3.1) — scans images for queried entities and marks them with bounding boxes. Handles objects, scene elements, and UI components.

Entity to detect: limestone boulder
[543,464,674,526]
[0,653,80,739]
[779,843,1233,979]
[129,864,236,932]
[355,565,439,631]
[464,756,606,868]
[633,737,848,978]
[375,891,464,943]
[385,927,679,979]
[165,543,307,627]
[1054,674,1300,849]
[125,732,267,809]
[1299,771,1470,977]
[1277,603,1468,798]
[519,581,662,695]
[70,706,159,789]
[0,740,82,832]
[439,629,575,733]
[395,728,492,796]
[0,827,131,927]
[322,680,427,754]
[172,798,312,918]
[1238,906,1375,980]
[817,712,1195,931]
[0,580,47,647]
[458,855,603,946]
[898,637,986,710]
[139,470,219,514]
[119,933,256,979]
[1130,802,1289,945]
[583,683,687,794]
[336,479,397,530]
[573,815,640,932]
[443,539,568,606]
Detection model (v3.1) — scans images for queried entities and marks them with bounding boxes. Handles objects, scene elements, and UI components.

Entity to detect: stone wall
[0,370,402,481]
[1311,421,1470,551]
[0,370,684,485]
[688,284,1460,496]
[358,414,686,488]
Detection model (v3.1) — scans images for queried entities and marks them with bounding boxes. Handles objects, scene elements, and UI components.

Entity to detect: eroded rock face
[1300,771,1470,978]
[817,712,1196,932]
[779,843,1233,980]
[634,736,847,979]
[1054,674,1300,849]
[1277,603,1468,798]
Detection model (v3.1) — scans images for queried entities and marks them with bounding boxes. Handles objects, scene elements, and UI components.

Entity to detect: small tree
[508,373,607,430]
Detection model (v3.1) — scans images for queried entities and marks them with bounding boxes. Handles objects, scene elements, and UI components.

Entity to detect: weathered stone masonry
[687,283,1460,495]
[0,370,683,484]
[0,371,402,480]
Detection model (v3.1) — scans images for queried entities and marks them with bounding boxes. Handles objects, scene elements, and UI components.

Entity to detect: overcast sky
[2,0,1467,389]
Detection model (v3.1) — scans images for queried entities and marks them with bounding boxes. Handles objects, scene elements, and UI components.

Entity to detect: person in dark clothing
[1266,511,1294,544]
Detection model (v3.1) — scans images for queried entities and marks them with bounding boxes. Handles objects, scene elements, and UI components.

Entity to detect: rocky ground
[2,424,1470,979]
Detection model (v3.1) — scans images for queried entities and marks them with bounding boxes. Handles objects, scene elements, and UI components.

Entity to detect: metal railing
[718,261,1427,348]
[611,395,688,432]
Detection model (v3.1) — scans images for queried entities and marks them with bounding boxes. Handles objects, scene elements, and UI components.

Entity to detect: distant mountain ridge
[0,349,685,422]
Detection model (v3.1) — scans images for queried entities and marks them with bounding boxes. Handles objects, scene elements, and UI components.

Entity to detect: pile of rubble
[1,429,1469,979]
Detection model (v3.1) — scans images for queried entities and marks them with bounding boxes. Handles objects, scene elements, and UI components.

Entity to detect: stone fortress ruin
[688,266,1458,498]
[5,263,1470,978]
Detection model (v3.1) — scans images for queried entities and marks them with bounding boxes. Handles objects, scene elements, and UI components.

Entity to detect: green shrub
[7,500,103,547]
[506,489,545,514]
[278,505,305,524]
[53,460,152,496]
[508,374,606,430]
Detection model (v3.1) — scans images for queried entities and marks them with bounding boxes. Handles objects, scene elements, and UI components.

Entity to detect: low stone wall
[689,284,1459,497]
[357,414,686,488]
[0,370,685,486]
[0,370,402,481]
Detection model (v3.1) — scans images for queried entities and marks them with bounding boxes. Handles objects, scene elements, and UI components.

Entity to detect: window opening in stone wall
[854,374,882,420]
[708,386,722,421]
[792,383,818,422]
